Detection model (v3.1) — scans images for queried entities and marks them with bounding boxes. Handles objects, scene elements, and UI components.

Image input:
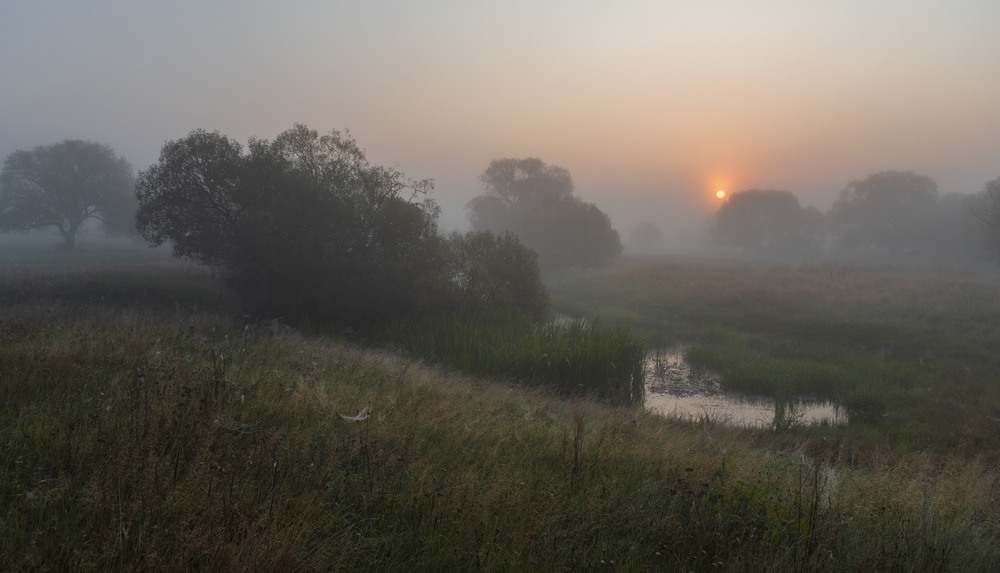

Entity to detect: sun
[716,189,726,199]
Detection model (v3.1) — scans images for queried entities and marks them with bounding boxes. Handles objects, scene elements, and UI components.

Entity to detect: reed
[376,312,647,404]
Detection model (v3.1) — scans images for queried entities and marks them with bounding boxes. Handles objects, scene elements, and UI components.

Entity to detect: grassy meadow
[3,242,1000,570]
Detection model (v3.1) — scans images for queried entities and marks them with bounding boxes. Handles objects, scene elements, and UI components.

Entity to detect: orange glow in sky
[2,1,999,235]
[701,173,738,207]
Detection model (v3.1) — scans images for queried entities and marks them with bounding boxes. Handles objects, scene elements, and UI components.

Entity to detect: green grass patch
[375,312,647,404]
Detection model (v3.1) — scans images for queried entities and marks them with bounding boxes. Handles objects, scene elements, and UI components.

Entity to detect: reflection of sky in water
[644,348,847,428]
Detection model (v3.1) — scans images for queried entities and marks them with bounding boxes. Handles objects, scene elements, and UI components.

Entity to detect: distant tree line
[714,170,1000,264]
[6,131,1000,326]
[0,128,629,327]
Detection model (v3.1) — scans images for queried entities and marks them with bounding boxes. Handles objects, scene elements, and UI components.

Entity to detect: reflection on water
[644,347,847,428]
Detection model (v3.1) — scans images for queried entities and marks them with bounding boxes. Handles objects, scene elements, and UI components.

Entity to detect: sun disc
[716,189,726,199]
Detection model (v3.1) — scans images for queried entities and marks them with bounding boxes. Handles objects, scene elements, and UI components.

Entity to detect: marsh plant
[376,312,647,404]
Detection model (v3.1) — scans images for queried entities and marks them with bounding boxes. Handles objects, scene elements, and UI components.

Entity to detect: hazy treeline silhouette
[0,128,631,327]
[466,157,623,272]
[0,140,138,248]
[6,130,1000,313]
[714,170,1000,264]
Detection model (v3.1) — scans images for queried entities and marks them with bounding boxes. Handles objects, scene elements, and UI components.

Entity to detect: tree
[466,158,622,270]
[0,140,136,248]
[920,192,992,262]
[714,189,823,257]
[829,170,939,257]
[973,177,1000,260]
[135,124,445,325]
[445,230,549,320]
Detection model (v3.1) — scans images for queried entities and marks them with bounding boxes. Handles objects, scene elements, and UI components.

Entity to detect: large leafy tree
[445,230,549,320]
[0,140,136,248]
[466,158,622,270]
[829,170,939,256]
[715,189,823,257]
[136,124,446,325]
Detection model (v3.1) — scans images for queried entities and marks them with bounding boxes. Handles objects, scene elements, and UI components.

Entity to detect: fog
[3,1,1000,254]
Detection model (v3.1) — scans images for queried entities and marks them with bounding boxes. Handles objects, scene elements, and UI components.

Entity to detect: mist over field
[6,2,1000,570]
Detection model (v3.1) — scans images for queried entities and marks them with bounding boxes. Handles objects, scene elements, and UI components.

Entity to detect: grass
[551,256,1000,453]
[3,298,999,570]
[375,312,647,404]
[3,242,1000,569]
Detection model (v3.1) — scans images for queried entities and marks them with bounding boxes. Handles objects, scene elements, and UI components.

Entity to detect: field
[2,242,1000,570]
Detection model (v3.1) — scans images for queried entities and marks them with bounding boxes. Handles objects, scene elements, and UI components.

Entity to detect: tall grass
[551,256,1000,453]
[376,312,647,404]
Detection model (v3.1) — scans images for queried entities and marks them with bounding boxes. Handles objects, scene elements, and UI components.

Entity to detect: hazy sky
[3,0,999,236]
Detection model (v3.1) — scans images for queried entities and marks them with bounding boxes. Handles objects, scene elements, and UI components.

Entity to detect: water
[644,347,847,428]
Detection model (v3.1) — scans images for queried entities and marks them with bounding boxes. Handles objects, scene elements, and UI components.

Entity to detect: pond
[644,347,847,428]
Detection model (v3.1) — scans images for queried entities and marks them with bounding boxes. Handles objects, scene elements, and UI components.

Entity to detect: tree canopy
[466,158,622,270]
[829,170,939,256]
[0,140,136,248]
[974,178,1000,228]
[136,124,547,326]
[715,189,823,257]
[136,125,446,324]
[445,230,549,320]
[973,177,1000,260]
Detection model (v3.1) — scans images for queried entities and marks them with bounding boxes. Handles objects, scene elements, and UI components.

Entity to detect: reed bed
[376,312,647,404]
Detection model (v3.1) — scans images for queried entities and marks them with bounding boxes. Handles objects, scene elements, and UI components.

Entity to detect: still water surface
[644,347,846,428]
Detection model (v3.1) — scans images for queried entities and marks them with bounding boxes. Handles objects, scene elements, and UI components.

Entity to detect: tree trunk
[60,219,81,249]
